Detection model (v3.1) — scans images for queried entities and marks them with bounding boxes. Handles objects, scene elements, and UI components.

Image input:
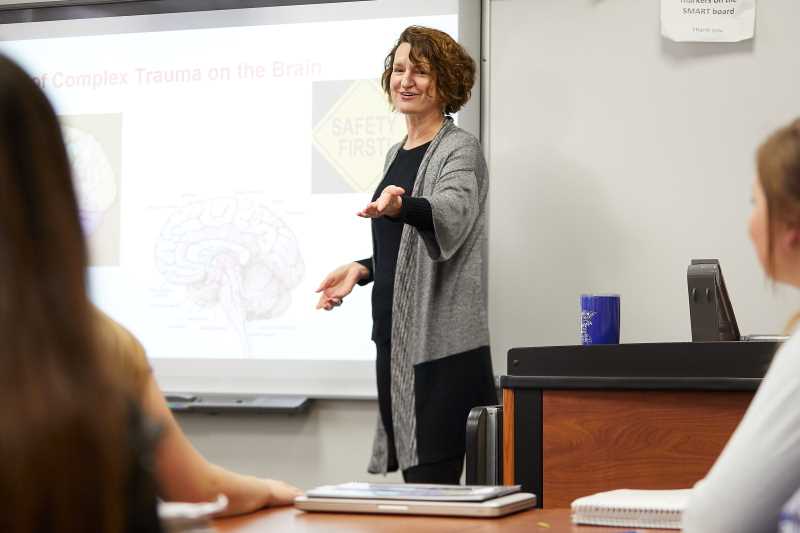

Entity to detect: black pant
[376,341,464,484]
[402,455,464,485]
[375,341,398,471]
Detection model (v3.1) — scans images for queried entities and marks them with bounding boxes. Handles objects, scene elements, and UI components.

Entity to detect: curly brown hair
[381,26,475,116]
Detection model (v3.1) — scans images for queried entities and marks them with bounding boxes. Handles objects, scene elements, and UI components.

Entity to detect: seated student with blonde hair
[682,118,800,533]
[0,53,160,533]
[94,308,302,516]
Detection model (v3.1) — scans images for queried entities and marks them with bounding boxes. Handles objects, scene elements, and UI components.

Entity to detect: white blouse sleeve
[683,333,800,533]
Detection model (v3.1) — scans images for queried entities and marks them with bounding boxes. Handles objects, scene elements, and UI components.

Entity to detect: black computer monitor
[687,259,740,341]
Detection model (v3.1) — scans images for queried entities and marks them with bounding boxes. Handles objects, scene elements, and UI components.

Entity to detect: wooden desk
[214,507,674,532]
[501,341,779,508]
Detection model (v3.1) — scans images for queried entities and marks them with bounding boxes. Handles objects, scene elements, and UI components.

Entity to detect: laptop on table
[295,482,536,518]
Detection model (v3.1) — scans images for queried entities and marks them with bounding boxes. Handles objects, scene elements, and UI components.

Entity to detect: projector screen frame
[0,1,370,23]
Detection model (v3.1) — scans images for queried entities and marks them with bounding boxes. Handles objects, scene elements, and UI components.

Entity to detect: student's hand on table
[315,262,369,310]
[265,479,304,507]
[357,185,405,219]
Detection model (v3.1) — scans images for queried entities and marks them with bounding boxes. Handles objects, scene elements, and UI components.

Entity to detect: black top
[358,141,433,344]
[125,403,163,533]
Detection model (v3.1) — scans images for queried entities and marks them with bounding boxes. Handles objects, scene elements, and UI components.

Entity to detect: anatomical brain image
[59,114,122,266]
[155,197,305,355]
[62,125,119,236]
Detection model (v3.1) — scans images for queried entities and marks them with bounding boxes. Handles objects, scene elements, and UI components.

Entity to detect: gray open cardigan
[367,118,496,474]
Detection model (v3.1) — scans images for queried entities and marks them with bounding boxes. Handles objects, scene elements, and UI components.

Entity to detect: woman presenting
[316,26,496,484]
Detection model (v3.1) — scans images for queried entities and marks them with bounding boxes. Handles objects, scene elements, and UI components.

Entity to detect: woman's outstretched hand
[315,262,369,310]
[358,185,405,218]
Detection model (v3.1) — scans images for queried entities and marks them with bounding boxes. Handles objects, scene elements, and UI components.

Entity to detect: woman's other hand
[315,262,369,310]
[358,185,405,219]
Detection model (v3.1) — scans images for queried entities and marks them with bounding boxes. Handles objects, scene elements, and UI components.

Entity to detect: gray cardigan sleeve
[421,137,485,261]
[682,332,800,533]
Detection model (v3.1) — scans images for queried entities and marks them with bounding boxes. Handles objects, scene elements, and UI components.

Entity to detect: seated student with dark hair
[0,51,301,531]
[683,118,800,533]
[0,53,161,533]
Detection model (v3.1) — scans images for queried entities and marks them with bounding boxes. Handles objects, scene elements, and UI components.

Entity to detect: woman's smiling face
[390,42,441,117]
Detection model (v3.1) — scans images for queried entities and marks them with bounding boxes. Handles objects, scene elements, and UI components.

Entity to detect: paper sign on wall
[661,0,755,42]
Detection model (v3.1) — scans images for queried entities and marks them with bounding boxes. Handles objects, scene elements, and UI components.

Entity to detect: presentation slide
[0,3,459,364]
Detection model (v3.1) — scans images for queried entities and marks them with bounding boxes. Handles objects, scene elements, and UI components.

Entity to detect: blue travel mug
[580,294,621,345]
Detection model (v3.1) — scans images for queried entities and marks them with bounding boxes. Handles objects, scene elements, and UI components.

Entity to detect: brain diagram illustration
[155,197,305,355]
[61,125,118,236]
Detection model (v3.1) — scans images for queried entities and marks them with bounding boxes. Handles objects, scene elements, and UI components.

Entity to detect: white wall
[488,0,800,358]
[175,400,401,490]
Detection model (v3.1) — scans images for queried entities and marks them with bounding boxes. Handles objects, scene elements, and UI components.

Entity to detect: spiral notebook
[570,488,692,529]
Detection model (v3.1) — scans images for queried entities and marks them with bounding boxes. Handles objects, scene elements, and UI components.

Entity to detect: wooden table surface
[214,506,675,532]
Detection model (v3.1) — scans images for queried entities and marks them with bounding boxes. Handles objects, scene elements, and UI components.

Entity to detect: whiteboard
[0,0,483,398]
[486,0,800,370]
